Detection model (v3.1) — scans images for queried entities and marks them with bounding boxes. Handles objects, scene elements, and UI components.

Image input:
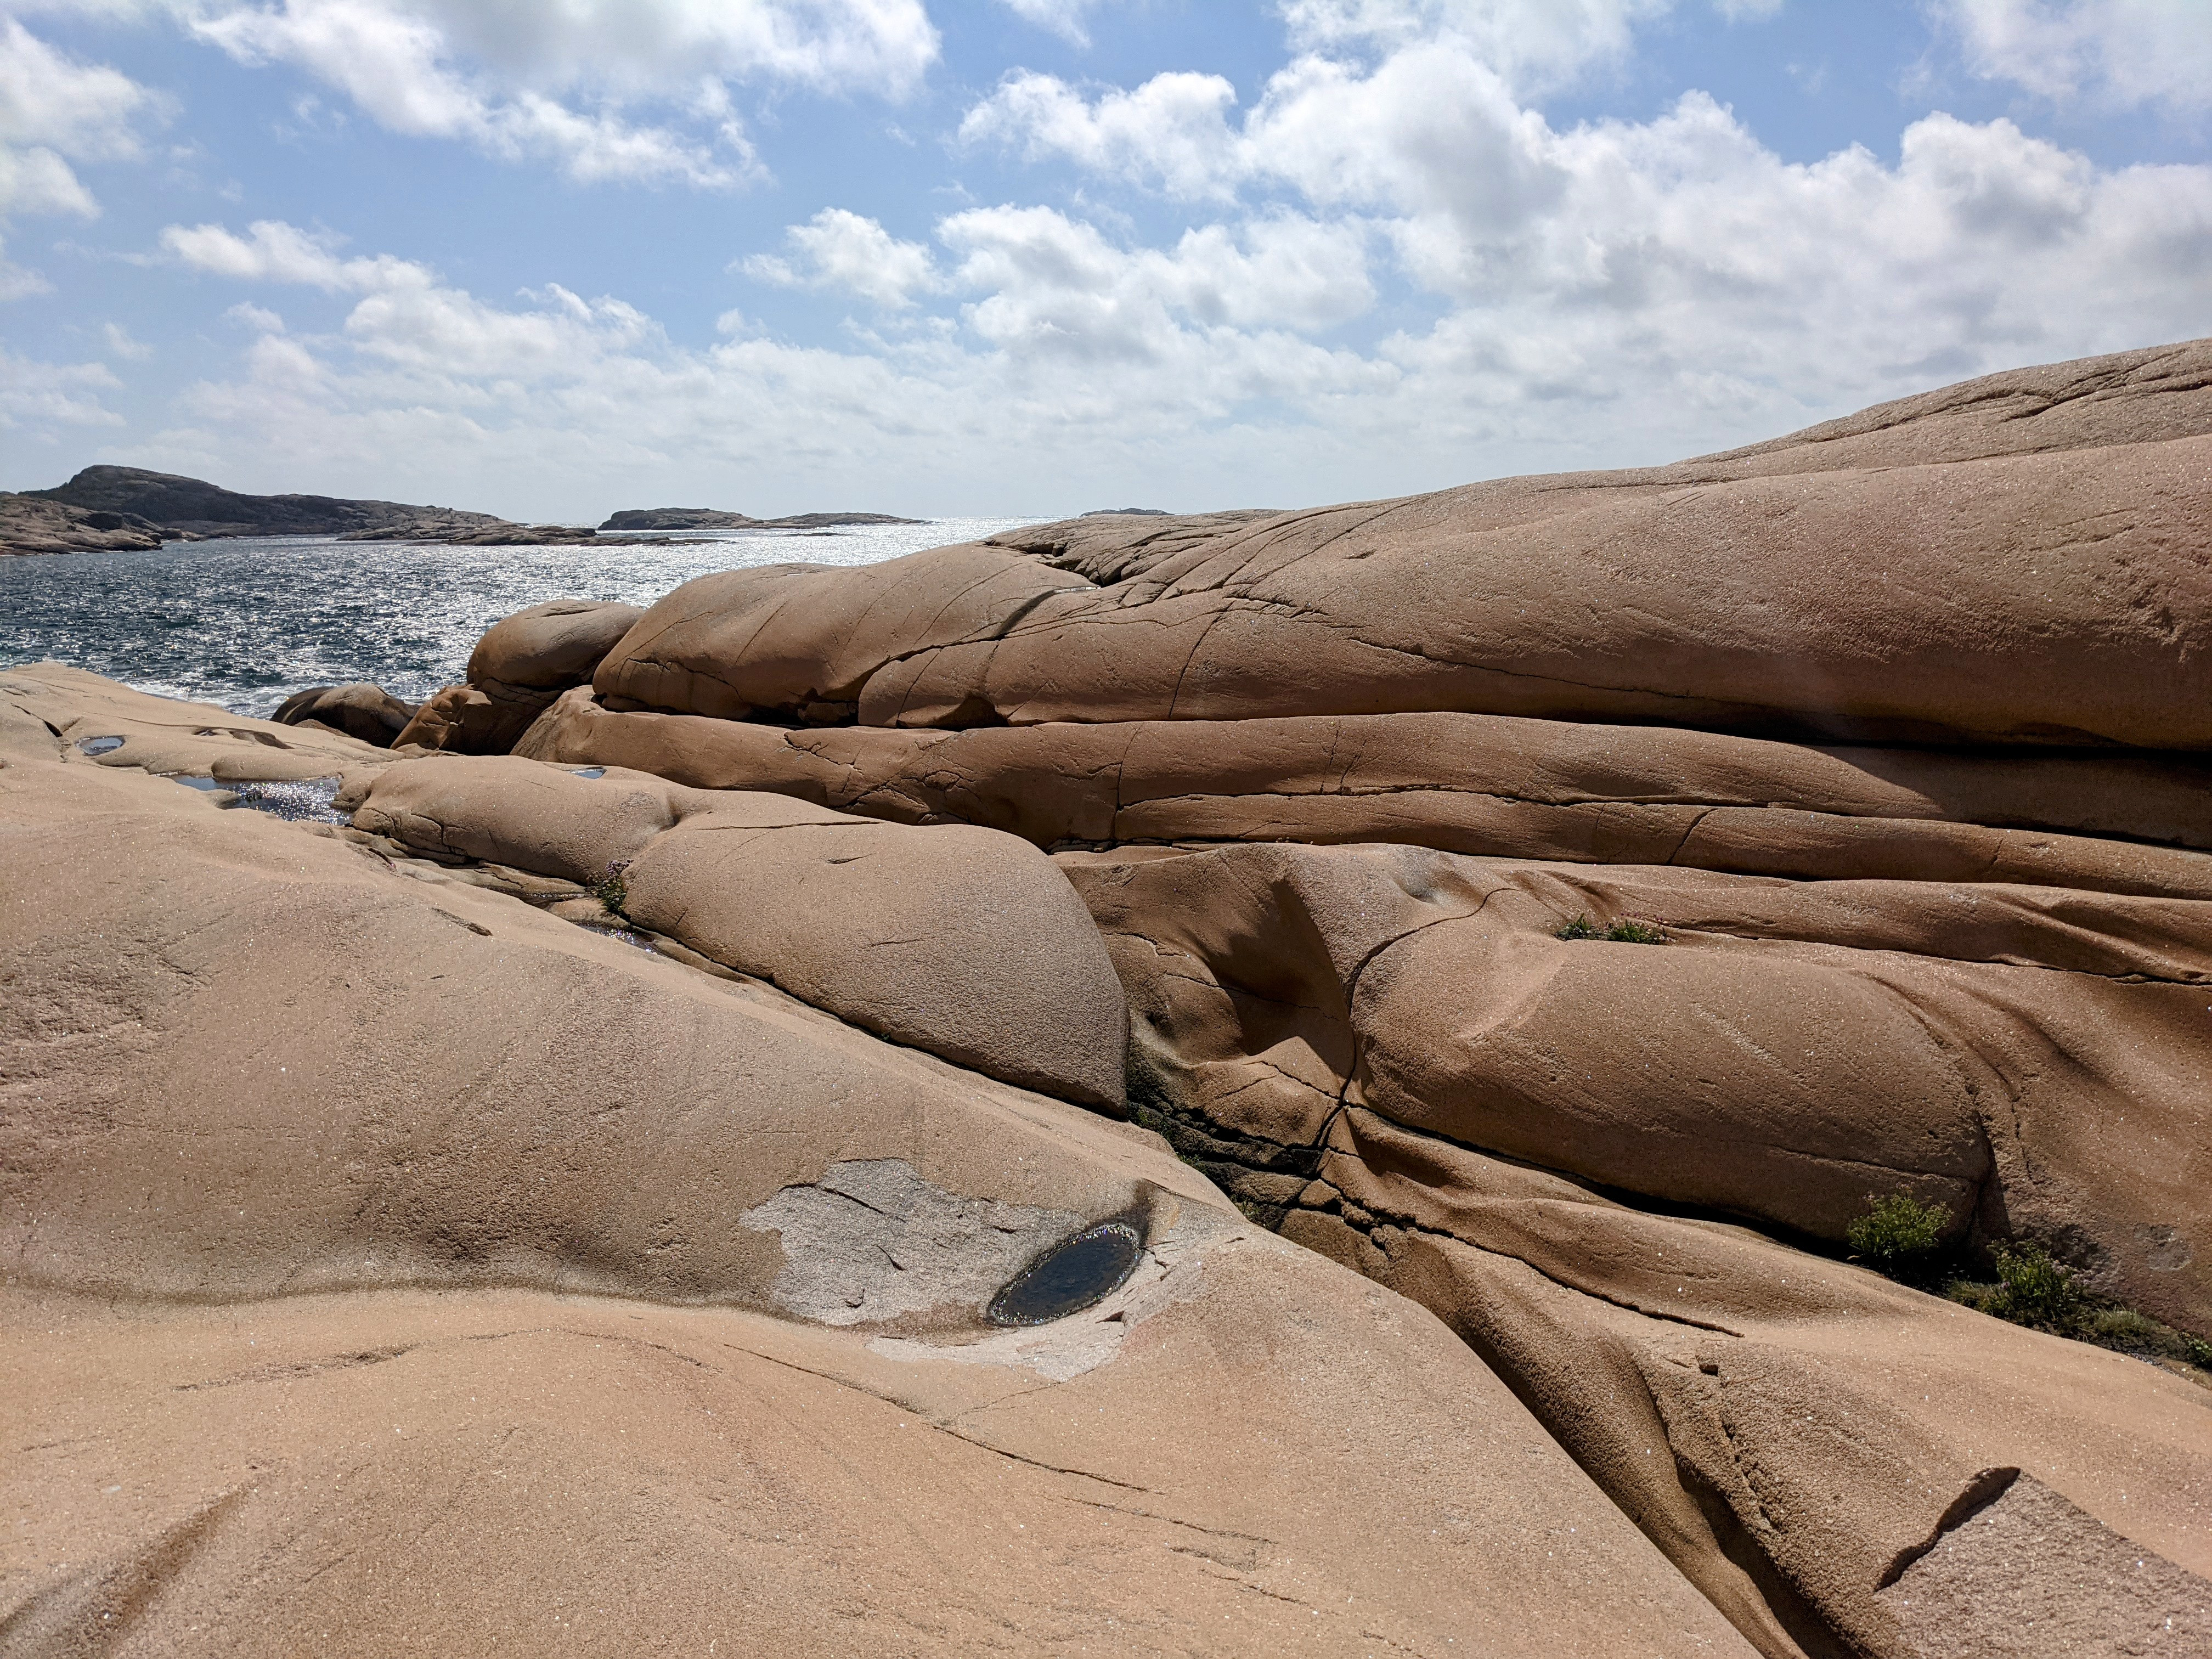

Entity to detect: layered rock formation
[362,336,2212,1657]
[0,493,171,556]
[583,343,2212,747]
[9,338,2212,1658]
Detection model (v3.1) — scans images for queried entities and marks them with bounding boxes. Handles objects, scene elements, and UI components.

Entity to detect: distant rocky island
[602,507,920,531]
[0,465,922,556]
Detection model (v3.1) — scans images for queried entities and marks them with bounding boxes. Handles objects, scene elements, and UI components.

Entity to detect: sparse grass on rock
[1555,913,1667,944]
[1846,1195,2211,1384]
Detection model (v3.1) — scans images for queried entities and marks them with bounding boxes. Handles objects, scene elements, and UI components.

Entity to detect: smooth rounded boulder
[272,681,418,747]
[349,754,1130,1110]
[394,597,643,752]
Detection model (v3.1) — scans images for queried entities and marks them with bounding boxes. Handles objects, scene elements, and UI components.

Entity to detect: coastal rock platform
[8,338,2212,1658]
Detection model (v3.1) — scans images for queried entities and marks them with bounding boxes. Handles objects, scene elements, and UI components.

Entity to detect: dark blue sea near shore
[0,518,1039,716]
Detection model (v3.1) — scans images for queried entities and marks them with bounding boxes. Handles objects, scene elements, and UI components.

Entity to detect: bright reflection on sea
[0,518,1044,716]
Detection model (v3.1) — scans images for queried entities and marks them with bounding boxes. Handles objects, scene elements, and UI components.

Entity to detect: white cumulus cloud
[1279,0,1673,91]
[1,342,126,428]
[744,207,941,307]
[0,15,161,215]
[1939,0,2212,114]
[168,0,936,185]
[160,218,433,290]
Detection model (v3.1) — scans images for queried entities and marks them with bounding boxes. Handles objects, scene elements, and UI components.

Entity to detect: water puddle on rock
[76,735,125,755]
[571,767,606,779]
[987,1221,1143,1327]
[168,774,348,824]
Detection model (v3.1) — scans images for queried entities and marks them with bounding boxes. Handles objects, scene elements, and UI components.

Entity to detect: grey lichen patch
[739,1159,1082,1328]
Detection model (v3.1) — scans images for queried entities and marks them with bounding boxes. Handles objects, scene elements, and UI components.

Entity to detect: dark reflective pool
[987,1221,1143,1327]
[77,736,124,755]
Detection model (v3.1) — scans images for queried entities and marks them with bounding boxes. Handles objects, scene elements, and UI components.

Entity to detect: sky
[2,0,2209,521]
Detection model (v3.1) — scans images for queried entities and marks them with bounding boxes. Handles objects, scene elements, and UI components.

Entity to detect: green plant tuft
[1555,913,1667,944]
[591,862,629,917]
[1846,1192,1946,1276]
[1983,1242,2086,1333]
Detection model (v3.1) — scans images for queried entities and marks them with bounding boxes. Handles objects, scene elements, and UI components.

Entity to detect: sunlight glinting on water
[0,519,1041,715]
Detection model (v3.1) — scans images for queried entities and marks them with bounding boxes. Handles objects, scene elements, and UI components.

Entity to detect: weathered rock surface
[0,731,1757,1658]
[17,337,2212,1658]
[1058,840,2212,1337]
[349,754,1130,1109]
[272,681,419,747]
[3,661,398,782]
[0,493,170,556]
[590,339,2212,748]
[516,693,2212,894]
[397,599,644,753]
[1280,1109,2212,1659]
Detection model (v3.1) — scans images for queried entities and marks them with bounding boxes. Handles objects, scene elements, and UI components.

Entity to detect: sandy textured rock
[519,693,2212,896]
[396,598,644,753]
[272,681,418,747]
[1277,1108,2212,1659]
[0,746,1755,1659]
[1060,840,2212,1337]
[350,754,1128,1109]
[596,544,1095,725]
[2,662,399,782]
[589,339,2212,748]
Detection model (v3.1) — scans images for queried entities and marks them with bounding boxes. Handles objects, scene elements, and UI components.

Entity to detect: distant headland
[0,465,921,556]
[601,507,920,532]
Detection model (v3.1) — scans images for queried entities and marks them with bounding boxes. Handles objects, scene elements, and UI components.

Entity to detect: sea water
[0,518,1042,716]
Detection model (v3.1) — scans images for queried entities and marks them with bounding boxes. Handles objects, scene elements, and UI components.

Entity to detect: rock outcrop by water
[18,464,656,550]
[272,681,420,746]
[29,464,512,541]
[0,492,171,556]
[8,338,2212,1658]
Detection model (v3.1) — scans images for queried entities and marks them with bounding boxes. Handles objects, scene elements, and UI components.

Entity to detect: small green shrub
[1989,1243,2086,1333]
[591,862,629,916]
[1555,913,1668,944]
[1847,1193,1946,1276]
